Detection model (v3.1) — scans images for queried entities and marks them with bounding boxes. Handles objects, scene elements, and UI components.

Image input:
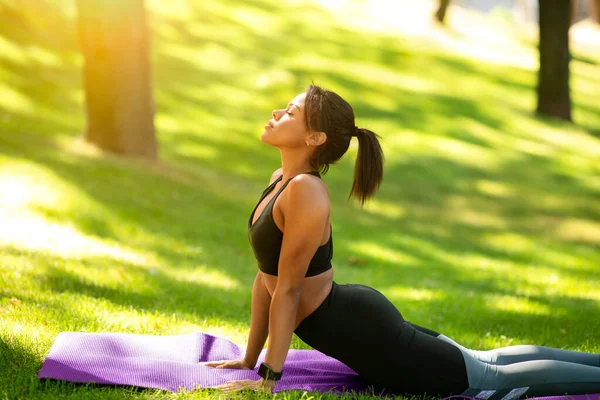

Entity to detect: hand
[201,358,253,369]
[214,378,276,393]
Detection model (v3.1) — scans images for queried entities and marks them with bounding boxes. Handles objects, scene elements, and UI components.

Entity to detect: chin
[260,131,275,146]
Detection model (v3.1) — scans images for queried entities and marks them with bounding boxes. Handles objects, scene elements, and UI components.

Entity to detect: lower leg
[456,346,600,398]
[437,334,600,367]
[480,344,600,367]
[481,359,600,397]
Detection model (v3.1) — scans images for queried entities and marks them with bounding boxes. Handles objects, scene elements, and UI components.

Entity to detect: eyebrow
[288,102,301,111]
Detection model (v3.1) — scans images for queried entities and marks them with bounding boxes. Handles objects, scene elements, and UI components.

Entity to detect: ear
[307,131,327,147]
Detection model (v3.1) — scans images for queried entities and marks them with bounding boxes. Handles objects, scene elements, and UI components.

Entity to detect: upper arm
[275,175,329,294]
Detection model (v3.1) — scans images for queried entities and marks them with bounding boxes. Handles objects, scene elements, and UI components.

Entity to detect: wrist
[257,362,283,381]
[242,356,256,368]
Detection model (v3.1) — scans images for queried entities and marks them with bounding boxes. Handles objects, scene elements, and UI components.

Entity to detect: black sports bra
[247,172,333,277]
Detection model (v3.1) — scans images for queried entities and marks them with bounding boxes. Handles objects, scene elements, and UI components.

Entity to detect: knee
[473,350,496,364]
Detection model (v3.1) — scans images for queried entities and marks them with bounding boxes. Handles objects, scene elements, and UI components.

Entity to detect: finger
[239,380,258,391]
[201,361,222,367]
[233,382,252,391]
[220,382,241,392]
[215,380,239,389]
[214,383,231,390]
[217,380,253,392]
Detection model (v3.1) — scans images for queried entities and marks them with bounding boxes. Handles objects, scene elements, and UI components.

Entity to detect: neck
[279,148,317,182]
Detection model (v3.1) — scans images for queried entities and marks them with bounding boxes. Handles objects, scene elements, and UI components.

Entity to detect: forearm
[244,272,271,367]
[264,290,299,372]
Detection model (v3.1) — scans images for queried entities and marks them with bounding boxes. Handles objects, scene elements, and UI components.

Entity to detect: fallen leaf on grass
[346,256,368,266]
[9,298,22,307]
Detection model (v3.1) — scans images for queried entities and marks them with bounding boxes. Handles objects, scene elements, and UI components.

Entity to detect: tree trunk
[536,0,572,121]
[591,0,600,24]
[435,0,451,24]
[76,0,157,159]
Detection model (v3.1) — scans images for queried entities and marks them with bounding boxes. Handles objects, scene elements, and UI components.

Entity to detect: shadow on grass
[0,132,262,276]
[0,333,46,398]
[0,2,82,139]
[1,241,252,328]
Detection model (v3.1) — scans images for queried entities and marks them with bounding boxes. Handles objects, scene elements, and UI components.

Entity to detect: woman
[204,85,600,398]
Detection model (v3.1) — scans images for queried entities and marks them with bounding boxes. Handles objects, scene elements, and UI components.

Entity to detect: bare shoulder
[269,168,283,184]
[285,174,330,215]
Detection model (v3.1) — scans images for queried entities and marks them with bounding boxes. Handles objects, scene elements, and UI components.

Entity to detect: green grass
[1,0,599,399]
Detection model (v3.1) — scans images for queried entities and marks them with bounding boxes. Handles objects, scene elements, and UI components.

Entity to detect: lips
[266,120,275,128]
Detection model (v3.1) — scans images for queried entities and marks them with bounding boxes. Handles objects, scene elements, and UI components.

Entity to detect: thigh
[382,323,469,397]
[406,321,441,337]
[342,295,469,397]
[436,334,494,363]
[296,283,470,397]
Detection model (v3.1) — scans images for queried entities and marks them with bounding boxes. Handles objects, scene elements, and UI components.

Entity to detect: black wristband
[257,362,283,381]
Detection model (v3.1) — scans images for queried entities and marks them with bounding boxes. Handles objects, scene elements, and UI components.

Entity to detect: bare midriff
[261,268,333,330]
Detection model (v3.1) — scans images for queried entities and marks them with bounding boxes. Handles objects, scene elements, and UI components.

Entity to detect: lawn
[0,0,599,399]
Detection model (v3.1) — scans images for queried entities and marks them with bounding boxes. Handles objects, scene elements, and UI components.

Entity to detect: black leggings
[295,282,469,397]
[294,282,600,399]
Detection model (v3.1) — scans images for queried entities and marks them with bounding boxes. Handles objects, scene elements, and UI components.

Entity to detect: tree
[76,0,157,159]
[591,0,600,24]
[536,0,572,121]
[435,0,451,24]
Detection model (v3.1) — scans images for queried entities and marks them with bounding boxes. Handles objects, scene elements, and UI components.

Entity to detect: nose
[272,109,284,121]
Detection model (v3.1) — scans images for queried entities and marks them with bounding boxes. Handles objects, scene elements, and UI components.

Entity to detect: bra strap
[259,175,283,200]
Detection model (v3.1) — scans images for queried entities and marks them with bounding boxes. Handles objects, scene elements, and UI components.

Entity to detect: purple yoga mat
[38,331,600,400]
[38,331,365,394]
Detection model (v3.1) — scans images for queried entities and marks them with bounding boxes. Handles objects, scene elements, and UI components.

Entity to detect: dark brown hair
[303,84,384,205]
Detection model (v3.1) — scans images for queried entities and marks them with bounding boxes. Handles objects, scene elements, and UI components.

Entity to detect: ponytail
[349,128,384,206]
[302,84,384,204]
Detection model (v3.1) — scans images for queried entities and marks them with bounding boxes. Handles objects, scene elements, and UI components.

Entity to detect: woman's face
[261,92,308,148]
